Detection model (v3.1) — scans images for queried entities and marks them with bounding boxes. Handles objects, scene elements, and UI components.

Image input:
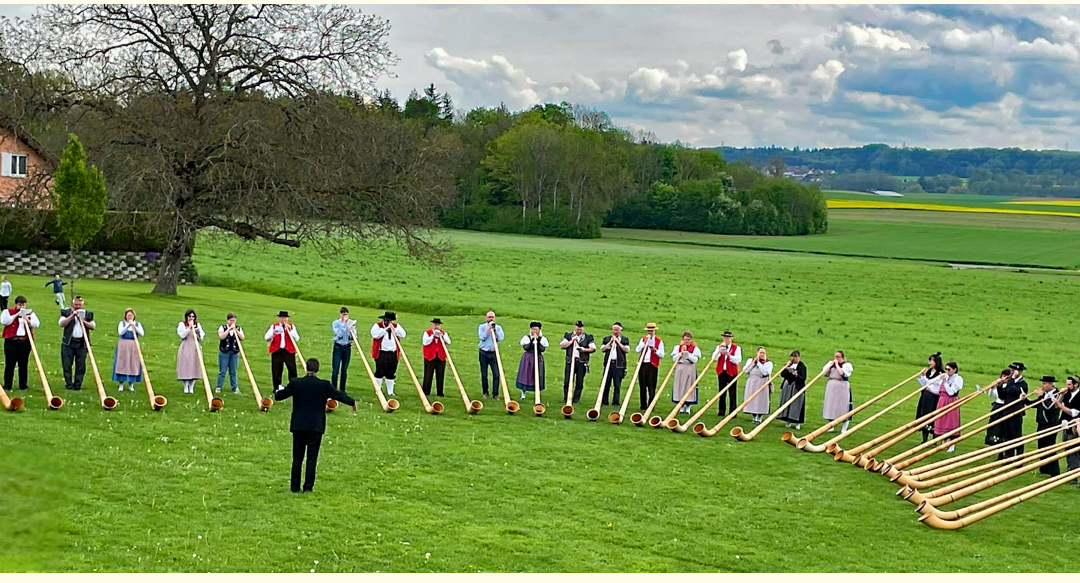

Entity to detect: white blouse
[938,374,963,397]
[520,335,549,348]
[823,361,853,379]
[671,344,702,364]
[177,321,204,341]
[745,358,774,376]
[118,321,145,336]
[370,322,405,352]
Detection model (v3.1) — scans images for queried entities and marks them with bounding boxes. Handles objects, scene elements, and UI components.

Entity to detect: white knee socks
[183,380,195,394]
[385,379,395,395]
[840,420,850,433]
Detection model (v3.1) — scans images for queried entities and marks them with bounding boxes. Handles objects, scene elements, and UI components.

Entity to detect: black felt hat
[380,311,396,321]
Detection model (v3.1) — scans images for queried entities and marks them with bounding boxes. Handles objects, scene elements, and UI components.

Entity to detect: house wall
[0,126,51,207]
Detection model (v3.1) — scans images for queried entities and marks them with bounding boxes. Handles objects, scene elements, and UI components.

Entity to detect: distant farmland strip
[827,199,1080,218]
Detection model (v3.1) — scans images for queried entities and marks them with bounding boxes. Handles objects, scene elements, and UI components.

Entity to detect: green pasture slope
[3,229,1080,573]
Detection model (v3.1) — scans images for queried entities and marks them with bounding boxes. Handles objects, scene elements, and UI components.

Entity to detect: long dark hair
[184,308,197,322]
[927,352,944,377]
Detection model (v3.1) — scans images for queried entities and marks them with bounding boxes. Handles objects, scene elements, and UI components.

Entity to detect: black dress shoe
[302,488,313,493]
[291,489,301,493]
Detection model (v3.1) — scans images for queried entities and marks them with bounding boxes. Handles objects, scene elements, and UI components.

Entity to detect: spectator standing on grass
[45,274,67,308]
[216,313,244,394]
[477,311,505,399]
[0,275,11,310]
[274,358,356,493]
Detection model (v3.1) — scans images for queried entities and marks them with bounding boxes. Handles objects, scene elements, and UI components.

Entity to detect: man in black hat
[1027,375,1062,477]
[1055,376,1080,481]
[989,362,1029,459]
[274,357,356,493]
[370,311,405,396]
[421,317,450,397]
[560,320,596,404]
[599,322,631,406]
[264,310,300,391]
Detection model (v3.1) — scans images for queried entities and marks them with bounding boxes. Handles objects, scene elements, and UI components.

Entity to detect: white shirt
[264,323,300,348]
[635,336,665,360]
[520,334,549,350]
[118,321,145,336]
[671,344,701,364]
[746,357,774,376]
[561,333,596,361]
[712,343,742,367]
[607,336,625,361]
[60,310,90,339]
[0,281,10,296]
[939,373,963,397]
[422,330,451,346]
[371,322,406,352]
[2,309,39,336]
[177,322,205,341]
[823,361,853,378]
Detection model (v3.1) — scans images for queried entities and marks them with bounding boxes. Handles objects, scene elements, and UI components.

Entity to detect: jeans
[479,350,500,397]
[217,351,239,390]
[331,343,351,391]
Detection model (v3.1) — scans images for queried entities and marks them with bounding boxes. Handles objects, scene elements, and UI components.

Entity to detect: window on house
[0,152,28,178]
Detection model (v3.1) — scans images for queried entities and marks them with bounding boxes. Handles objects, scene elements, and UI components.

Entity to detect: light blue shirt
[332,318,356,346]
[477,322,505,352]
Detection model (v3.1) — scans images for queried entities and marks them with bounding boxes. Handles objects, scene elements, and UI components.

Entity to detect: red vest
[267,323,297,355]
[2,308,26,339]
[422,329,447,361]
[716,343,739,376]
[371,323,402,359]
[640,335,662,367]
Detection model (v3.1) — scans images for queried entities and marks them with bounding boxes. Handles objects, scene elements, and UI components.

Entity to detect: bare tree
[1,4,457,293]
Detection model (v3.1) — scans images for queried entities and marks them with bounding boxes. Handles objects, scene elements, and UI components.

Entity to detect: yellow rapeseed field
[827,199,1080,218]
[1003,200,1080,207]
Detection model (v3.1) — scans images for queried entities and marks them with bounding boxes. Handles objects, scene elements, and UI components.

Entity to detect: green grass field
[3,224,1080,572]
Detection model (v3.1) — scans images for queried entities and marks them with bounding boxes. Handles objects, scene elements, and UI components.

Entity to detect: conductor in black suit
[274,357,356,493]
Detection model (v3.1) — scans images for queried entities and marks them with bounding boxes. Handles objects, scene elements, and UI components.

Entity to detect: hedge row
[0,210,172,252]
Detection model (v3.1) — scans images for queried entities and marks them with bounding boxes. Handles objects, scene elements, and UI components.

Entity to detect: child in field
[44,274,66,308]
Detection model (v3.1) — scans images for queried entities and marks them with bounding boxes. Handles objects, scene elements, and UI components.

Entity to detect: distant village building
[870,190,903,197]
[0,112,55,208]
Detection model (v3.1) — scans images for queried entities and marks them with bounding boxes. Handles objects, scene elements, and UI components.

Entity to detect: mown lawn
[2,230,1079,572]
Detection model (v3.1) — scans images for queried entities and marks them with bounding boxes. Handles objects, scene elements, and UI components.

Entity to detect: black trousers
[639,363,659,410]
[422,358,446,396]
[290,430,323,492]
[1035,430,1060,477]
[331,343,351,391]
[374,351,398,379]
[60,342,87,389]
[4,338,30,390]
[271,350,297,390]
[563,361,587,403]
[0,295,7,310]
[479,350,500,396]
[716,372,739,415]
[602,365,625,405]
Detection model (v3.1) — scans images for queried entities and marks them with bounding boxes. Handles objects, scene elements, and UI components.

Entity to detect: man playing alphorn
[421,318,450,398]
[58,296,96,391]
[599,322,631,406]
[635,323,665,410]
[2,295,39,391]
[560,320,595,405]
[477,311,505,399]
[330,307,356,392]
[1055,376,1080,480]
[712,331,742,416]
[371,311,405,396]
[265,310,300,390]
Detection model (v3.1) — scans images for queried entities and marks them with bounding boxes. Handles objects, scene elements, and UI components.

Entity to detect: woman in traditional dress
[742,346,774,424]
[778,350,808,430]
[822,350,854,432]
[176,308,206,394]
[933,361,964,452]
[670,331,701,414]
[112,308,144,392]
[916,352,946,443]
[515,321,548,400]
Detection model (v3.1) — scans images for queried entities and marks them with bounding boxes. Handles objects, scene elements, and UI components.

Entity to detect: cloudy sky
[6,4,1080,150]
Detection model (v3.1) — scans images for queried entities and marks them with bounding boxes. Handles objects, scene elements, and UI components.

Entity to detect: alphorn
[632,350,679,426]
[917,464,1080,522]
[395,334,444,415]
[443,340,482,414]
[696,359,793,437]
[561,339,578,418]
[350,332,400,412]
[25,316,62,410]
[896,435,1077,491]
[785,368,925,449]
[880,396,1042,473]
[731,360,824,441]
[654,353,717,429]
[833,381,995,464]
[899,424,1062,482]
[854,385,992,470]
[0,382,24,411]
[531,337,546,416]
[191,330,224,411]
[902,439,1080,509]
[668,363,751,433]
[609,344,648,424]
[918,466,1080,530]
[235,331,272,412]
[586,354,615,421]
[489,323,518,414]
[76,315,116,411]
[815,383,929,454]
[131,327,166,410]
